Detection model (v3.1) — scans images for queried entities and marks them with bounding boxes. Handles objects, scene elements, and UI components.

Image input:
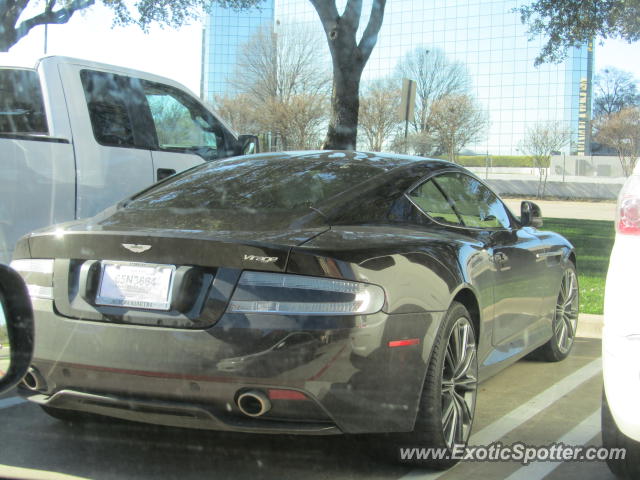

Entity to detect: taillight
[616,175,640,235]
[227,272,385,315]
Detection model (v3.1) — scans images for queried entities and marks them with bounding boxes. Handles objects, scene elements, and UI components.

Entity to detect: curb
[577,313,603,339]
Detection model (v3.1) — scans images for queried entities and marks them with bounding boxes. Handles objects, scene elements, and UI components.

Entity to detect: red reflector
[388,338,420,348]
[618,198,640,234]
[267,389,308,401]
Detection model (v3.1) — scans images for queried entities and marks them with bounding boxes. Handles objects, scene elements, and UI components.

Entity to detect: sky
[2,3,640,97]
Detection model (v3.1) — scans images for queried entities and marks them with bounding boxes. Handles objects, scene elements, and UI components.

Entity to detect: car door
[431,172,548,348]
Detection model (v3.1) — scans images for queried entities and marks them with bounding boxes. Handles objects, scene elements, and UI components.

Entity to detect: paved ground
[0,338,613,480]
[503,199,616,222]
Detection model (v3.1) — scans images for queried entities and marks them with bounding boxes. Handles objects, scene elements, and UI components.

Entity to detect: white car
[602,164,640,479]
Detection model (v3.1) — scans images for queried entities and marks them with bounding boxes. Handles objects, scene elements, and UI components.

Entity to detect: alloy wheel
[441,317,477,449]
[554,268,579,354]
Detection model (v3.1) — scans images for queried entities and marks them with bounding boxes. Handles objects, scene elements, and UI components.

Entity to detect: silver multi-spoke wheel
[554,268,579,354]
[441,317,477,449]
[392,302,476,469]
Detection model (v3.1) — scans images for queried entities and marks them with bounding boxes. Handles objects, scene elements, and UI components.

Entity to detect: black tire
[602,390,640,479]
[533,262,579,362]
[387,301,478,470]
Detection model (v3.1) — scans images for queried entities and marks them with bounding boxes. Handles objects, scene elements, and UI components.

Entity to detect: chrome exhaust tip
[236,390,271,417]
[22,367,45,391]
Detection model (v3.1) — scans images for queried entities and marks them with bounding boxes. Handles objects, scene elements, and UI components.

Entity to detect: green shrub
[441,155,549,168]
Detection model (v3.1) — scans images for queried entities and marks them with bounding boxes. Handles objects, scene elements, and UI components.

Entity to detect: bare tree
[519,121,571,197]
[358,78,401,151]
[395,48,471,136]
[0,0,262,52]
[234,26,330,150]
[594,107,640,176]
[264,94,327,150]
[429,95,487,163]
[213,94,261,135]
[309,0,387,150]
[389,130,439,157]
[236,25,329,104]
[594,67,640,117]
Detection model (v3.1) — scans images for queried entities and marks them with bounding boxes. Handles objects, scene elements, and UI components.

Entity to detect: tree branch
[342,0,363,33]
[358,0,386,63]
[308,0,339,37]
[14,0,95,46]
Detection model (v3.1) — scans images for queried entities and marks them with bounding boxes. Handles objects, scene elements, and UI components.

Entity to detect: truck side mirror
[235,135,259,156]
[520,201,543,228]
[0,265,34,394]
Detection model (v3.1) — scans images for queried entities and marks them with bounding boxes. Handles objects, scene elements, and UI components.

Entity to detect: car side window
[408,179,462,226]
[144,82,222,160]
[433,172,512,229]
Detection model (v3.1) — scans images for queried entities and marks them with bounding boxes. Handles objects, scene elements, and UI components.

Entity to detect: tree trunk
[0,9,19,52]
[310,0,387,151]
[323,65,361,150]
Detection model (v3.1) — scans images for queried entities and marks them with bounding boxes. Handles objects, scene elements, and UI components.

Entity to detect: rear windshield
[0,69,48,134]
[127,156,387,214]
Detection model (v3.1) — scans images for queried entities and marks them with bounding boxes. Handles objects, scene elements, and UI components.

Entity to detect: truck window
[80,70,225,160]
[80,70,137,147]
[144,82,223,161]
[0,69,48,134]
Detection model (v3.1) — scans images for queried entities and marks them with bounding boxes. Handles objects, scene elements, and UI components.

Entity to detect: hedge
[435,155,549,168]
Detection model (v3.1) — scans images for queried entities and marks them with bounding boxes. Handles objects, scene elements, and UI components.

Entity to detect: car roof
[233,150,454,171]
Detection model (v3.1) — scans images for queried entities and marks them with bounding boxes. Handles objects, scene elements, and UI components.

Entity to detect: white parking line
[402,358,602,479]
[470,358,602,445]
[0,464,90,480]
[504,409,601,480]
[0,396,26,410]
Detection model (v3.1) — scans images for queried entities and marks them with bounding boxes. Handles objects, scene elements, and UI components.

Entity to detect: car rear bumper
[602,235,640,441]
[22,298,443,434]
[602,327,640,441]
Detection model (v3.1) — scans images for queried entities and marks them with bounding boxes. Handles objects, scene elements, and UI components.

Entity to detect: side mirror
[0,264,33,394]
[520,201,543,228]
[234,135,259,156]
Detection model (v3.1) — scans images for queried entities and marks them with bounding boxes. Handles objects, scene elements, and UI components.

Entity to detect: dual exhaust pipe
[236,390,271,417]
[22,367,46,392]
[22,371,275,418]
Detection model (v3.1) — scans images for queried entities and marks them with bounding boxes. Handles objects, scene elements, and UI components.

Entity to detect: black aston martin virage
[12,151,579,469]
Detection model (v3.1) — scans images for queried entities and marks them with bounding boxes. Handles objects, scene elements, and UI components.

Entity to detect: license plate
[96,261,175,311]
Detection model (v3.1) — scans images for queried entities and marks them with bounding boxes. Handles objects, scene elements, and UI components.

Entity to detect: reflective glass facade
[201,1,275,101]
[202,0,593,155]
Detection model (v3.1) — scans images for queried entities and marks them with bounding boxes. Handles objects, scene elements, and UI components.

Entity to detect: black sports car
[12,151,579,468]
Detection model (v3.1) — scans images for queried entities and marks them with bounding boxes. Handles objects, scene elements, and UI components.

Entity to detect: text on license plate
[95,261,175,310]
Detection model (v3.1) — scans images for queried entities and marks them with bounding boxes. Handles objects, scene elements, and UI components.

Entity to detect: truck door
[58,64,155,219]
[141,81,229,182]
[0,68,75,263]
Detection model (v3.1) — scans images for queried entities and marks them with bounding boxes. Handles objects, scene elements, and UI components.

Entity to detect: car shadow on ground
[2,409,416,479]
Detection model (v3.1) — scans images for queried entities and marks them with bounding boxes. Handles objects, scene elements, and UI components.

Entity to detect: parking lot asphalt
[0,338,611,480]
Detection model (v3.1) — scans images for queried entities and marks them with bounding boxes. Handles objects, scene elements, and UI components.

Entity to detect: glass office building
[202,0,593,155]
[200,1,275,101]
